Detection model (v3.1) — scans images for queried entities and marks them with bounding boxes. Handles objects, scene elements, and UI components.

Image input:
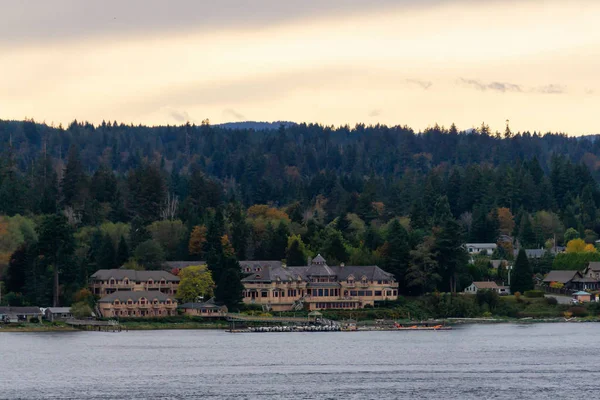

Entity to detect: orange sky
[0,0,598,134]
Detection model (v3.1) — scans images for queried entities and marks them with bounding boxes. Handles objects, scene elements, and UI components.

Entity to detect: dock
[65,319,122,332]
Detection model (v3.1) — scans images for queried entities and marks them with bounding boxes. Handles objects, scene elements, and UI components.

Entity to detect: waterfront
[1,323,599,399]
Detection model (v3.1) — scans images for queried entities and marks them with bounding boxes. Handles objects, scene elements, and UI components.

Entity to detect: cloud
[168,109,191,122]
[586,88,595,95]
[458,78,522,92]
[533,84,566,94]
[0,0,452,47]
[406,79,433,90]
[369,109,382,117]
[223,108,246,121]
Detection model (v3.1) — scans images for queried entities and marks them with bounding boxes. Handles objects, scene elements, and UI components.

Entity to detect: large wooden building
[241,255,399,311]
[90,269,180,297]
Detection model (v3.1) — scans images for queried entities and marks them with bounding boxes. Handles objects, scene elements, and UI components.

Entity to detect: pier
[65,319,122,332]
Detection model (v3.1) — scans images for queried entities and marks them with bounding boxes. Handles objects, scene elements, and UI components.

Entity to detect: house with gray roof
[44,307,73,322]
[179,297,228,317]
[543,270,598,291]
[97,290,177,318]
[0,306,42,323]
[90,269,180,297]
[241,254,398,312]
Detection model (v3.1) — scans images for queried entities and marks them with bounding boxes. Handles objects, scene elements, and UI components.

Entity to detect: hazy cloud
[369,109,382,117]
[223,108,246,121]
[586,88,595,95]
[533,84,566,94]
[0,0,453,47]
[458,78,522,92]
[406,79,433,90]
[168,109,192,122]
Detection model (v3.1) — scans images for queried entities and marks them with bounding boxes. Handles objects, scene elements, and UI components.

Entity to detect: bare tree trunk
[160,193,179,220]
[53,264,59,307]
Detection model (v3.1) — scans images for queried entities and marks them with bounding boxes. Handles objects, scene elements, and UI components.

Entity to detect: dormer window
[147,279,154,285]
[256,267,262,272]
[139,297,146,305]
[160,279,166,285]
[127,299,133,305]
[255,274,261,279]
[109,278,116,285]
[123,278,129,284]
[114,299,120,305]
[245,267,251,272]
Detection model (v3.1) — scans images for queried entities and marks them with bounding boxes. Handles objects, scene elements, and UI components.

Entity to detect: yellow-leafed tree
[176,264,215,303]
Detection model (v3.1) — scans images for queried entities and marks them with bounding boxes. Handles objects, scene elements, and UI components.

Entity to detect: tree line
[2,119,600,307]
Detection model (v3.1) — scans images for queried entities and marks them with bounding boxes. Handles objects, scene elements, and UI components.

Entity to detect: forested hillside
[2,118,600,307]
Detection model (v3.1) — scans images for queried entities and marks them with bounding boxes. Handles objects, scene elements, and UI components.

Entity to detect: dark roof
[312,254,327,264]
[91,269,180,282]
[572,277,599,283]
[241,264,395,283]
[514,249,546,258]
[587,262,600,272]
[45,307,72,314]
[306,263,335,276]
[543,270,581,284]
[0,306,42,315]
[178,297,225,310]
[162,261,205,270]
[98,291,175,303]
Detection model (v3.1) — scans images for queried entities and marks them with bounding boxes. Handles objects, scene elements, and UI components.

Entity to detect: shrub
[545,297,558,306]
[524,290,545,298]
[567,306,588,317]
[29,317,39,323]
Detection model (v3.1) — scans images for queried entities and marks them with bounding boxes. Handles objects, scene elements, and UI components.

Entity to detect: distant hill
[216,121,296,130]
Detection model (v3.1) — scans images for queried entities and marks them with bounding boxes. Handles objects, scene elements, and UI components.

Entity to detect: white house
[464,281,510,295]
[465,243,497,256]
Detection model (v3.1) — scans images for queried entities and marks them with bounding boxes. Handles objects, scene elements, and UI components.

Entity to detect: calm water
[1,323,599,399]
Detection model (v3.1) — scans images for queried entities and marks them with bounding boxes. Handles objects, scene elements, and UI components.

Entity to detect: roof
[466,243,497,248]
[0,306,42,315]
[573,291,591,296]
[587,262,600,272]
[312,254,327,264]
[514,249,546,258]
[543,270,581,284]
[91,269,180,282]
[46,307,72,314]
[241,264,395,283]
[178,297,225,310]
[98,291,175,303]
[572,277,599,283]
[471,282,499,289]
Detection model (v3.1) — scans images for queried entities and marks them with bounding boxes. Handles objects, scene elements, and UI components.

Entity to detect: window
[148,279,154,285]
[261,291,268,298]
[375,291,382,296]
[350,291,358,296]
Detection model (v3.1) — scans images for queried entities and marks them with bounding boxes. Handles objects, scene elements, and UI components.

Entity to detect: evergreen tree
[36,214,75,306]
[435,217,468,293]
[61,145,87,208]
[383,220,410,291]
[215,256,244,310]
[116,235,130,266]
[97,234,117,269]
[511,249,533,294]
[286,235,308,266]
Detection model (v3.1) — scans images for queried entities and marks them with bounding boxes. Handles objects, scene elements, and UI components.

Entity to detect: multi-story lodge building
[97,291,177,318]
[241,255,399,311]
[90,269,180,297]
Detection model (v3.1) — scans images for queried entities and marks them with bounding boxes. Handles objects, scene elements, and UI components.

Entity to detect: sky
[0,0,599,134]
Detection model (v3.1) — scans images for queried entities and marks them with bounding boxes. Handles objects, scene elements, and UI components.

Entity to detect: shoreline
[3,317,599,332]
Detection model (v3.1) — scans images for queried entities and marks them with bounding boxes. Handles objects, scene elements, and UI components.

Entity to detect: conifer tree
[511,249,533,294]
